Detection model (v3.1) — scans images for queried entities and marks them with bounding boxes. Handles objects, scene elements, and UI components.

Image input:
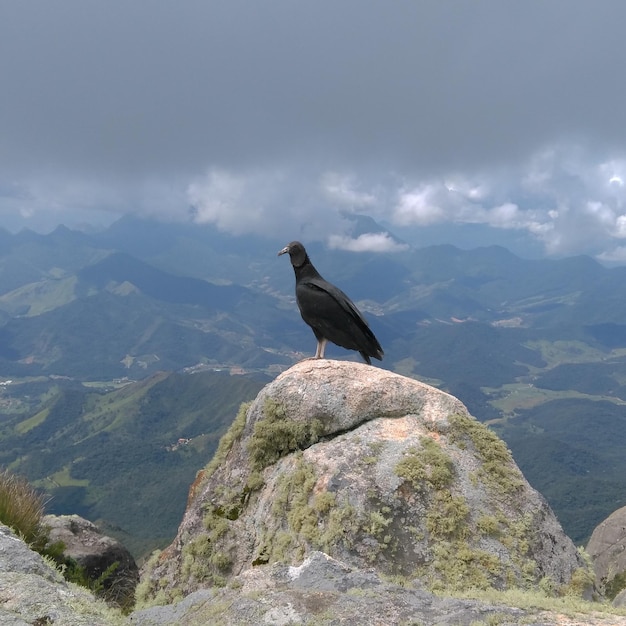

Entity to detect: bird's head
[278,241,308,267]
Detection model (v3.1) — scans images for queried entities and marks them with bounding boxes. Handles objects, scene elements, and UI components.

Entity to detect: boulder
[139,360,589,604]
[587,505,626,600]
[44,514,139,608]
[0,523,120,625]
[615,588,626,608]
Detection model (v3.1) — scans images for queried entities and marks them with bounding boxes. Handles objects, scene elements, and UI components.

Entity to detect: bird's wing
[301,277,371,328]
[297,276,383,360]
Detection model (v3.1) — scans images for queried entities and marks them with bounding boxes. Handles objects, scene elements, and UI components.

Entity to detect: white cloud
[321,172,377,208]
[186,167,351,241]
[187,169,261,234]
[7,141,626,264]
[327,232,408,253]
[387,144,626,258]
[393,184,449,226]
[0,174,191,232]
[597,246,626,263]
[614,215,626,239]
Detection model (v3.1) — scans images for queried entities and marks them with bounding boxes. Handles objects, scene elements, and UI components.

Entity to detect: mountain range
[1,215,626,553]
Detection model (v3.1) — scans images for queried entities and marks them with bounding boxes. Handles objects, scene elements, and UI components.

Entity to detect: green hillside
[0,370,266,557]
[501,398,626,543]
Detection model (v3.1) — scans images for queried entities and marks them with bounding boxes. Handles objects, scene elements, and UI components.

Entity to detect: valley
[1,216,626,556]
[0,369,267,557]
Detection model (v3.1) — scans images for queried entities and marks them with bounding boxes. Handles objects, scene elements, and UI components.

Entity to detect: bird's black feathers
[278,241,384,364]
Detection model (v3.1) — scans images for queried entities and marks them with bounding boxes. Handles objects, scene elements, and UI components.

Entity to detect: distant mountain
[92,214,284,284]
[2,216,626,545]
[77,252,248,308]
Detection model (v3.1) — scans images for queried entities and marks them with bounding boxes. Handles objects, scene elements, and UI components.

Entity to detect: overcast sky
[3,1,626,261]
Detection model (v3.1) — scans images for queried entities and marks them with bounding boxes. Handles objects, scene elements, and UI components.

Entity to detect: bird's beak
[278,246,290,256]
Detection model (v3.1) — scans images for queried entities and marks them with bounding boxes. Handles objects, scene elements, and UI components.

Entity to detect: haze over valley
[1,216,626,555]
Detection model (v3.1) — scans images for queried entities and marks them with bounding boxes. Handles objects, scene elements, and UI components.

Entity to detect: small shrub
[427,539,512,592]
[394,447,427,489]
[277,456,319,536]
[419,437,455,488]
[181,533,230,587]
[368,510,392,538]
[135,551,165,607]
[0,468,48,546]
[563,565,596,598]
[605,569,626,600]
[244,471,265,493]
[313,491,336,514]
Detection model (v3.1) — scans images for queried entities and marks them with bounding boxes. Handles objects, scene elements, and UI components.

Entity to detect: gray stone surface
[614,587,626,608]
[0,524,123,625]
[0,529,619,626]
[0,524,61,580]
[587,504,626,599]
[131,551,538,626]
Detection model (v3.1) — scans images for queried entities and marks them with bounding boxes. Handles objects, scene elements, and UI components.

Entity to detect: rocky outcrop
[587,505,626,601]
[44,514,139,609]
[0,512,619,626]
[131,551,533,626]
[0,523,121,625]
[139,360,589,605]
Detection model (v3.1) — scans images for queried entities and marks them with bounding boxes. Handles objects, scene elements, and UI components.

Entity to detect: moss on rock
[203,402,250,480]
[395,436,455,491]
[448,413,524,497]
[248,398,324,471]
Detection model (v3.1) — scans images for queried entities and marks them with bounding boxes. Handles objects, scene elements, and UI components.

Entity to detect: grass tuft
[0,467,48,546]
[203,402,251,480]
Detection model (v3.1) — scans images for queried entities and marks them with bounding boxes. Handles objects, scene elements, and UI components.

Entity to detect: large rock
[44,514,139,609]
[587,505,626,601]
[139,360,588,604]
[131,551,533,626]
[0,523,121,625]
[615,588,626,608]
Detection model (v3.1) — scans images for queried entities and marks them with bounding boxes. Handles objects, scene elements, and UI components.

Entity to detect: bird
[278,241,384,364]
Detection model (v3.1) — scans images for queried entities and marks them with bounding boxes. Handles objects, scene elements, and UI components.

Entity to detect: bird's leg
[315,337,328,359]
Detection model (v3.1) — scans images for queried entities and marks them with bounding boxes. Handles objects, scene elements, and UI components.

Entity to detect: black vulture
[278,241,384,364]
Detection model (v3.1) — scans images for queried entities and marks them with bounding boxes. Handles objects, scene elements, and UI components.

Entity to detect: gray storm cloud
[2,1,626,259]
